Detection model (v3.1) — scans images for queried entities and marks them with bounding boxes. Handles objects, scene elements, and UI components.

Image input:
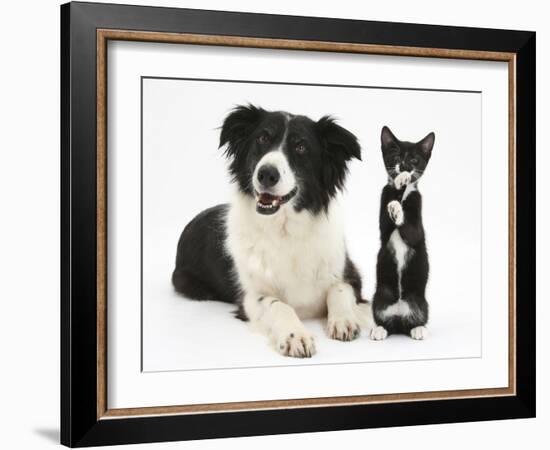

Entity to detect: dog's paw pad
[387,200,404,226]
[410,326,428,340]
[277,331,316,358]
[394,172,411,190]
[327,318,361,341]
[369,326,388,341]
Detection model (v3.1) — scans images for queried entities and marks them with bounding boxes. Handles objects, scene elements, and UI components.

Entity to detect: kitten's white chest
[388,229,413,297]
[389,230,409,271]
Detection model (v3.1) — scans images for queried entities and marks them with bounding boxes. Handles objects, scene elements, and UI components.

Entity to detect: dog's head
[219,104,361,215]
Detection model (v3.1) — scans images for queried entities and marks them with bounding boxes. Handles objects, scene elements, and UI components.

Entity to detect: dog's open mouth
[255,187,298,215]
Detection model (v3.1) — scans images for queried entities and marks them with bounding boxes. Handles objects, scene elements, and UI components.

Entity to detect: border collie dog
[172,105,372,358]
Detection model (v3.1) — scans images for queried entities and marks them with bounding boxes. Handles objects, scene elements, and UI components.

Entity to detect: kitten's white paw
[394,171,411,190]
[369,326,388,341]
[387,200,404,226]
[410,326,429,340]
[275,328,316,358]
[327,316,361,341]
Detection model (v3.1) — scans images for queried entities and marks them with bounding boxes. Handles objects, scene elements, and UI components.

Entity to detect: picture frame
[60,1,536,447]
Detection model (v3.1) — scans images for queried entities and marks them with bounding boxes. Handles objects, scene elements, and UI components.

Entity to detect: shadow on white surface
[143,283,481,372]
[33,428,59,444]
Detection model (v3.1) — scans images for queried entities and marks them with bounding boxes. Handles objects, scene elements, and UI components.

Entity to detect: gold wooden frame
[96,29,516,420]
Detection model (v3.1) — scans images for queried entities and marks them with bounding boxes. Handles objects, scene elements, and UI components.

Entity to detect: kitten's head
[380,126,435,186]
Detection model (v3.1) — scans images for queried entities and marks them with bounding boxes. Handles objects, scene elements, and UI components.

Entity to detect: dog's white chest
[226,195,346,318]
[246,233,335,291]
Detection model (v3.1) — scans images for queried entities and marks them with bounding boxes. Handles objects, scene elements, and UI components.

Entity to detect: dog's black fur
[372,126,435,335]
[172,105,363,319]
[220,105,361,213]
[172,204,240,303]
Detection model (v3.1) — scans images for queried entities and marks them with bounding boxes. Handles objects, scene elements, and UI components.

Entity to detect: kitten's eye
[296,143,306,154]
[393,155,400,163]
[411,158,418,164]
[257,133,270,145]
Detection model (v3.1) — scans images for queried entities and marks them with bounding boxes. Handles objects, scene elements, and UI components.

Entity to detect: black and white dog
[172,105,372,358]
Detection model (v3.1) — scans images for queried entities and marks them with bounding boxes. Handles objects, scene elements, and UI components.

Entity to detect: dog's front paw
[387,200,404,226]
[410,326,429,340]
[369,325,388,341]
[276,329,316,358]
[327,317,361,341]
[394,171,411,190]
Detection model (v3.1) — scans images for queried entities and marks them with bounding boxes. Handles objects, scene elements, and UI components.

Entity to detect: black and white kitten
[370,126,435,341]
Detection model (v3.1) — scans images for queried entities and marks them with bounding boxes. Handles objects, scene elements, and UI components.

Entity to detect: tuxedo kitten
[370,126,435,341]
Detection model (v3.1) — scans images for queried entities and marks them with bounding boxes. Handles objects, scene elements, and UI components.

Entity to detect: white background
[142,72,483,372]
[0,0,546,449]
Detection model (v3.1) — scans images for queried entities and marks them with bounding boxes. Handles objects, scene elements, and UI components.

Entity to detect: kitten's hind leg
[370,325,388,341]
[370,285,398,341]
[410,326,429,340]
[402,294,429,340]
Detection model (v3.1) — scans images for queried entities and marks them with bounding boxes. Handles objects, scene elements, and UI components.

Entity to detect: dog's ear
[316,116,361,196]
[219,104,265,157]
[316,116,361,162]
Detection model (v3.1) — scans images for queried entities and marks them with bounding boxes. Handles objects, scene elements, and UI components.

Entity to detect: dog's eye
[257,133,270,145]
[295,143,306,154]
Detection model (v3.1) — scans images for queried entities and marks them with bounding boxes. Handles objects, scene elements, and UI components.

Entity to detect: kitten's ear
[316,116,361,161]
[381,126,397,150]
[219,104,265,157]
[418,132,435,159]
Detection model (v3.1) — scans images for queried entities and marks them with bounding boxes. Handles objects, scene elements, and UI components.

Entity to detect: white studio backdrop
[0,0,547,449]
[107,40,509,409]
[142,77,482,372]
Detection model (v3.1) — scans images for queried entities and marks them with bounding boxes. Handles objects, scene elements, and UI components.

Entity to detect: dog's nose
[257,165,280,188]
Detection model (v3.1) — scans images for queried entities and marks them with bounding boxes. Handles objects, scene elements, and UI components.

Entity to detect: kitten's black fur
[372,126,435,337]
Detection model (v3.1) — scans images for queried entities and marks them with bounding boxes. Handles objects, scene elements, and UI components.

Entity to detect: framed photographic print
[60,1,536,447]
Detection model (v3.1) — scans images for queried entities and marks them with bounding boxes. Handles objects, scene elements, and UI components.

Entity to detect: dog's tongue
[258,192,280,205]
